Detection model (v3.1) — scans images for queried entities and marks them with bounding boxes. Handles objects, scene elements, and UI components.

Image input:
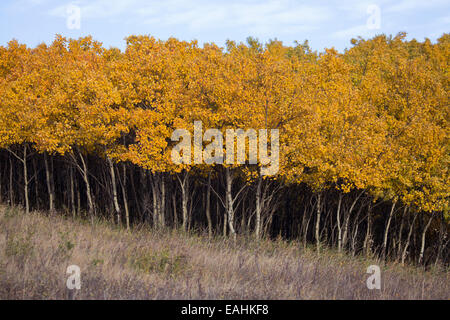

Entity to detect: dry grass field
[0,205,448,300]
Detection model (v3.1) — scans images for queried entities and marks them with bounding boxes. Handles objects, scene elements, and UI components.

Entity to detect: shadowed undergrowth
[0,206,448,300]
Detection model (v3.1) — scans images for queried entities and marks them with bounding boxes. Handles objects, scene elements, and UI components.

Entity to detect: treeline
[0,33,448,266]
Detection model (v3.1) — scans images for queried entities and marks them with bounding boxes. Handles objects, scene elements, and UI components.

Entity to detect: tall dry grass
[0,205,448,299]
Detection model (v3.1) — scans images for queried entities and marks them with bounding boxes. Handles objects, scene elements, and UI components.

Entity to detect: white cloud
[385,0,449,13]
[47,0,333,34]
[331,24,378,39]
[6,0,447,51]
[49,0,137,19]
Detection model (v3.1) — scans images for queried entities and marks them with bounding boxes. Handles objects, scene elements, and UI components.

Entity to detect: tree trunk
[315,193,322,253]
[107,157,121,226]
[336,193,343,252]
[70,165,75,217]
[23,145,29,214]
[120,163,130,230]
[160,174,165,228]
[363,202,372,257]
[44,152,55,212]
[182,178,188,231]
[300,203,308,247]
[396,206,408,260]
[129,167,141,219]
[382,200,396,260]
[225,167,236,241]
[418,213,433,265]
[151,177,158,228]
[342,193,361,250]
[255,174,263,239]
[303,204,312,250]
[350,203,364,256]
[240,198,246,234]
[178,171,189,232]
[32,157,39,210]
[172,193,178,228]
[401,211,417,265]
[223,198,227,237]
[206,173,212,238]
[435,212,446,266]
[78,151,94,224]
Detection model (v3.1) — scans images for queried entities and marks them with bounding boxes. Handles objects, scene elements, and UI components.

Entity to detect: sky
[1,0,449,52]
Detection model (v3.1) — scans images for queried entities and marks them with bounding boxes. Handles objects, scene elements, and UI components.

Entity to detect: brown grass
[0,205,448,300]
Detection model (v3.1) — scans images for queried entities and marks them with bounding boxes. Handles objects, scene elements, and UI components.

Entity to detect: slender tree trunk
[32,157,39,209]
[435,212,446,266]
[342,193,362,250]
[300,204,308,247]
[351,222,359,256]
[263,207,275,238]
[315,193,322,253]
[120,163,130,230]
[177,171,189,232]
[23,145,29,214]
[336,193,343,252]
[172,193,178,229]
[255,174,262,240]
[396,206,408,261]
[160,174,165,228]
[363,202,372,257]
[182,177,188,231]
[351,204,364,256]
[44,152,55,212]
[225,167,236,241]
[303,204,313,250]
[382,200,396,260]
[107,157,121,226]
[320,206,330,244]
[151,178,158,228]
[401,211,417,265]
[129,167,140,219]
[418,213,433,265]
[70,165,75,217]
[205,173,212,238]
[78,151,94,224]
[223,198,227,237]
[76,176,81,217]
[240,198,246,235]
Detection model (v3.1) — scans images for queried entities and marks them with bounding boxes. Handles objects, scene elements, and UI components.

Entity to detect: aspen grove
[0,33,448,266]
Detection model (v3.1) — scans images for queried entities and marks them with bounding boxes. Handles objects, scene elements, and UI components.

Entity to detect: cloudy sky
[1,0,448,52]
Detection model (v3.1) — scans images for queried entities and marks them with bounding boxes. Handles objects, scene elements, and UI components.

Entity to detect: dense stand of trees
[0,33,448,266]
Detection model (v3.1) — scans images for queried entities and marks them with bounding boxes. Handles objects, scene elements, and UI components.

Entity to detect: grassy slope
[0,205,448,299]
